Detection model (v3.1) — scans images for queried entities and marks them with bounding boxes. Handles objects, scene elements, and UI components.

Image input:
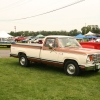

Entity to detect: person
[28,39,31,43]
[88,38,96,42]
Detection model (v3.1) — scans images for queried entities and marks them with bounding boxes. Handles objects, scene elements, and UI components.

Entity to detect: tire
[19,54,30,67]
[64,60,81,76]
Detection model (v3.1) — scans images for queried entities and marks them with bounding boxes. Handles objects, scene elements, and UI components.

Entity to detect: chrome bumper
[85,65,100,71]
[80,63,100,71]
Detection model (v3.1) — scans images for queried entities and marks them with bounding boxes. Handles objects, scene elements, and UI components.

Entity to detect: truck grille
[93,54,100,63]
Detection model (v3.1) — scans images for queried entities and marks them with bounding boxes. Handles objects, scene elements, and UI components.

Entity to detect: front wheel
[64,60,81,76]
[19,54,30,67]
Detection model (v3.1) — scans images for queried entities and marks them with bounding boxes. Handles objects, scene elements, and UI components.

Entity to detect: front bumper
[85,65,100,71]
[80,63,100,71]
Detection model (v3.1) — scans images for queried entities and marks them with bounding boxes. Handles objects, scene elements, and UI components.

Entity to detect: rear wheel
[64,60,81,76]
[19,54,30,67]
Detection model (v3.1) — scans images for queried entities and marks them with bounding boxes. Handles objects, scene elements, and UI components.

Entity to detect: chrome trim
[93,54,100,63]
[85,65,99,71]
[80,64,100,71]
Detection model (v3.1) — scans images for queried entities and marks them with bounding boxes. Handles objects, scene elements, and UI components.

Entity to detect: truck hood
[61,47,100,55]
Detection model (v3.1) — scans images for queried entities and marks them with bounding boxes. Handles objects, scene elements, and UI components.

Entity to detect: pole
[85,23,86,34]
[14,26,16,33]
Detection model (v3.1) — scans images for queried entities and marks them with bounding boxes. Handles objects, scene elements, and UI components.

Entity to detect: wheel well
[18,52,26,57]
[63,59,78,67]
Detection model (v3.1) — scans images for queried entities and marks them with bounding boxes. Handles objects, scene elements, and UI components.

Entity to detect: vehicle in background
[22,36,35,43]
[80,41,100,49]
[0,38,15,48]
[80,38,100,50]
[96,38,100,42]
[14,36,26,42]
[31,37,45,44]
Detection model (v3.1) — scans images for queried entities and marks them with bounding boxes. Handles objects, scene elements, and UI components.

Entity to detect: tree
[81,27,88,35]
[81,26,100,35]
[69,29,81,36]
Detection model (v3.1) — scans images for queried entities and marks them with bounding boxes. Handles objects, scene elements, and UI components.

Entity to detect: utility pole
[14,26,16,33]
[85,23,86,35]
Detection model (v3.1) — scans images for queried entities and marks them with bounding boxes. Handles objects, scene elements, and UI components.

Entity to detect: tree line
[9,25,100,37]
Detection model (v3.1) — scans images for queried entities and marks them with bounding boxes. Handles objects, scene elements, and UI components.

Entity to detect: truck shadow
[29,62,64,75]
[11,61,100,77]
[29,63,100,77]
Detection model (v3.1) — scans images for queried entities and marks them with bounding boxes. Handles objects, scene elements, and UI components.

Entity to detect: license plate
[98,64,100,69]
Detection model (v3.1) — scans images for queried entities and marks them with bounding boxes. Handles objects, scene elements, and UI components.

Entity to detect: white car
[96,38,100,42]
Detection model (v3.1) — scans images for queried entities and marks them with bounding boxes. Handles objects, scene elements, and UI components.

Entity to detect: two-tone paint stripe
[10,53,63,67]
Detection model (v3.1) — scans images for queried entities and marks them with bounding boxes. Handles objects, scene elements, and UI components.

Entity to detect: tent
[75,34,85,39]
[35,34,44,38]
[85,31,96,36]
[0,30,13,42]
[0,30,13,38]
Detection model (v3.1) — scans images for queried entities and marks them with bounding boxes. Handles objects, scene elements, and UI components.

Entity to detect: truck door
[40,38,59,64]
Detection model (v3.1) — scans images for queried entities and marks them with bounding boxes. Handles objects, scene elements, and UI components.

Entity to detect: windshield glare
[58,38,81,48]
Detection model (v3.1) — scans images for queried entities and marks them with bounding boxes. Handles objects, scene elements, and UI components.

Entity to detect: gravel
[0,50,10,58]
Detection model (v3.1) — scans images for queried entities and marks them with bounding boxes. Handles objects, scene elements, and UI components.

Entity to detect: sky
[0,0,100,33]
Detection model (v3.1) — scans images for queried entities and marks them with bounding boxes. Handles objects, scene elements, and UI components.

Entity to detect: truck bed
[14,43,43,47]
[10,43,42,58]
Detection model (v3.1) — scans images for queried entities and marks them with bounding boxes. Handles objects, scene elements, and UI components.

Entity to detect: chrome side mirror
[48,43,53,49]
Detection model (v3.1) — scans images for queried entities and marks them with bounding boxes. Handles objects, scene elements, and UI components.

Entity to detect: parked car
[0,38,15,48]
[14,36,26,42]
[31,36,45,43]
[22,36,35,43]
[33,37,44,44]
[96,38,100,42]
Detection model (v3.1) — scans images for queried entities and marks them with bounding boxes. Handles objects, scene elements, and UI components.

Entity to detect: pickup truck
[10,35,100,76]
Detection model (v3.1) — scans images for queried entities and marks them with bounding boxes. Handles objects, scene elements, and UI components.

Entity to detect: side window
[44,38,58,47]
[44,39,51,47]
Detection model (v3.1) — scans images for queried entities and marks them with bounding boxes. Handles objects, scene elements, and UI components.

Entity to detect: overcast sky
[0,0,100,33]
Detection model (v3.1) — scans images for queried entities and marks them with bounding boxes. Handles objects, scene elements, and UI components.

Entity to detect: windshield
[58,38,82,48]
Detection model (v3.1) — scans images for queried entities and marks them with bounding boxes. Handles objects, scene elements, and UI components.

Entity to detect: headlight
[86,55,94,63]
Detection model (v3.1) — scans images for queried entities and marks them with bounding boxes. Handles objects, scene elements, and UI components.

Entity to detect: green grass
[0,58,100,100]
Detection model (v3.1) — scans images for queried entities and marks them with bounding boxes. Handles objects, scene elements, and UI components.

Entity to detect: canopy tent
[85,31,96,36]
[75,34,85,39]
[0,30,13,38]
[0,30,13,42]
[35,34,44,38]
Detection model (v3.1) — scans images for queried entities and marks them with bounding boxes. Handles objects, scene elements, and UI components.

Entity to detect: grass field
[0,58,100,100]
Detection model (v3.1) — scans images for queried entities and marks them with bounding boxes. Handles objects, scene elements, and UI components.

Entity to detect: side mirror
[48,43,53,49]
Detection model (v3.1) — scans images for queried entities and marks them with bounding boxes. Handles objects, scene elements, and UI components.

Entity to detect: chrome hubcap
[20,57,25,65]
[67,64,75,74]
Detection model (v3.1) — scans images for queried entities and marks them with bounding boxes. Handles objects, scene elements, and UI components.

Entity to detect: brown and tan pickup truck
[10,35,100,76]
